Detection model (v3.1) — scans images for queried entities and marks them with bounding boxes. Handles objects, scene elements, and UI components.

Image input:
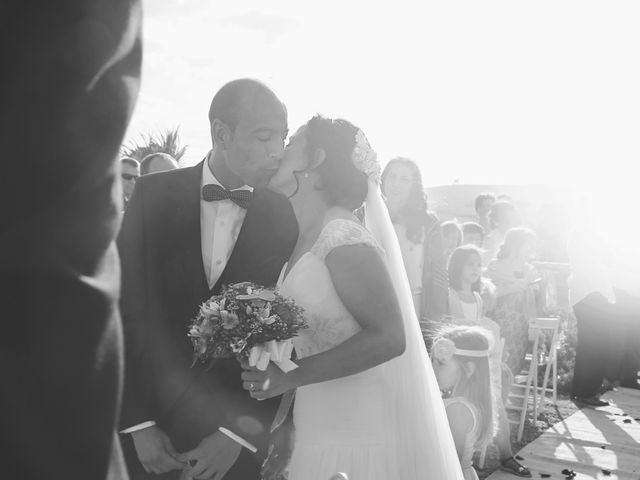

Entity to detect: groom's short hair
[208,79,285,140]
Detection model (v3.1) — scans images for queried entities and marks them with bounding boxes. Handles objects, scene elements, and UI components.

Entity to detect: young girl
[431,326,495,480]
[448,246,531,477]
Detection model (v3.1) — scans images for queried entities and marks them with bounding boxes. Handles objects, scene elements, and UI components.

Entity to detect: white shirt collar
[201,152,254,192]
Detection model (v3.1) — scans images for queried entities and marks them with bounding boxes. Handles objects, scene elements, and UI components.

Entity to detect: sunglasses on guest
[122,173,139,181]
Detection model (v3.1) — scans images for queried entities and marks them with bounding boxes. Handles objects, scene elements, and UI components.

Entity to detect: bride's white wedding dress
[279,218,463,480]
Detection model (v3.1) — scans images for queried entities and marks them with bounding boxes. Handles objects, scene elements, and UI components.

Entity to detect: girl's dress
[485,261,539,375]
[448,289,502,403]
[444,397,481,480]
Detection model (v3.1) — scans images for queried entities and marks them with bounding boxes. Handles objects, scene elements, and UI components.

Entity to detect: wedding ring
[249,383,255,391]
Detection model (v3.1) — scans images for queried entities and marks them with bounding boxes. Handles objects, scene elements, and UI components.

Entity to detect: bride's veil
[363,179,464,479]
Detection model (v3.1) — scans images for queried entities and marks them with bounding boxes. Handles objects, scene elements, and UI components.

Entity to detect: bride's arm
[242,244,406,398]
[293,244,406,383]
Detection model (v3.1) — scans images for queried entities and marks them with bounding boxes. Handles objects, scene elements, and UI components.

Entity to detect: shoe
[573,396,610,407]
[500,457,532,477]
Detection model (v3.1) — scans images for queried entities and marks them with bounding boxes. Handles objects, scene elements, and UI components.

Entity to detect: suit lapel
[175,160,209,305]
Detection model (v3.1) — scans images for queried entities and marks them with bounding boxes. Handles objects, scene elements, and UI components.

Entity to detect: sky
[125,0,640,189]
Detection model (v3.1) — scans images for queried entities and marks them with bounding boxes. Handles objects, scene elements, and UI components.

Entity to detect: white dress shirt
[200,159,252,288]
[122,156,257,452]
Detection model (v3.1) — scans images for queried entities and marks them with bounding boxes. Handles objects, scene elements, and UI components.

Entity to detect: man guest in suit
[118,79,298,480]
[122,156,141,209]
[0,1,142,479]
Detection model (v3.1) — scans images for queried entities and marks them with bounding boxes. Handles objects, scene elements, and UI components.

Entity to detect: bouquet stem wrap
[248,339,298,372]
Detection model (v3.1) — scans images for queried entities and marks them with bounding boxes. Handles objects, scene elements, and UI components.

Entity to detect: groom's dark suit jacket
[118,161,298,479]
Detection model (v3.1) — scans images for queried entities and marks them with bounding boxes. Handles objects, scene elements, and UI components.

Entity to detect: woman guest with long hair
[482,201,521,265]
[485,228,540,375]
[381,157,448,322]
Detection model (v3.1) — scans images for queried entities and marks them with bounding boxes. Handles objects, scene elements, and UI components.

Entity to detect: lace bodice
[309,218,383,260]
[279,219,383,359]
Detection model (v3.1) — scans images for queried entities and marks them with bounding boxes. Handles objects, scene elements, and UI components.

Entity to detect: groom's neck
[208,150,245,190]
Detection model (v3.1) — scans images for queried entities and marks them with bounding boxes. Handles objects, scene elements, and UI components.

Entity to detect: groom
[118,79,298,480]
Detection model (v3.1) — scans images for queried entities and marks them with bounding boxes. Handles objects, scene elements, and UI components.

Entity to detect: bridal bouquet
[188,282,306,372]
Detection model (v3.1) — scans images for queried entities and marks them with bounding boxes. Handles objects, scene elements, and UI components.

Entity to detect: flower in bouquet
[188,282,306,371]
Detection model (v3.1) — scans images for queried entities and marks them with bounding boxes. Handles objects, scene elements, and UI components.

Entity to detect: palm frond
[122,126,188,162]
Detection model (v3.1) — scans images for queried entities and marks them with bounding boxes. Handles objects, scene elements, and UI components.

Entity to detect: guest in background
[462,222,485,249]
[497,193,514,203]
[568,209,618,405]
[614,287,640,390]
[381,157,448,322]
[121,156,141,209]
[140,152,179,175]
[482,201,521,265]
[431,326,496,480]
[448,247,531,478]
[474,193,496,232]
[442,220,462,263]
[485,228,539,375]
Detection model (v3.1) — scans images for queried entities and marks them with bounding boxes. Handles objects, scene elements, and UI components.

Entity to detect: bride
[241,115,463,480]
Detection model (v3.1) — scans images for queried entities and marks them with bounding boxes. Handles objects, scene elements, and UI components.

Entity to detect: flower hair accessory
[432,337,490,361]
[352,129,381,184]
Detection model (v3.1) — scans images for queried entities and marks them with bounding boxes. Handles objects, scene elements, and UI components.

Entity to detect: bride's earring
[303,172,310,179]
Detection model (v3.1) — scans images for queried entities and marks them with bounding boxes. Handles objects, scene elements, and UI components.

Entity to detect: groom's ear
[211,118,231,149]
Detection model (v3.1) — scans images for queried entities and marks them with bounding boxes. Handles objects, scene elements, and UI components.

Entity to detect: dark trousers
[614,289,640,387]
[572,292,617,398]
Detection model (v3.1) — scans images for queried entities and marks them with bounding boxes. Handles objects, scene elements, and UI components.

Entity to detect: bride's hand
[240,360,293,400]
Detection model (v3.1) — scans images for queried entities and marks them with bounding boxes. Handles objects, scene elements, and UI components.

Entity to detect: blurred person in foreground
[0,1,142,479]
[140,152,179,176]
[381,157,448,322]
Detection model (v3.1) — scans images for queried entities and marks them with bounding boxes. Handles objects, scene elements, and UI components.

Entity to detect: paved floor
[487,388,640,480]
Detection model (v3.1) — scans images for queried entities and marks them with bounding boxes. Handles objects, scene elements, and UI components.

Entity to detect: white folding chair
[506,317,560,441]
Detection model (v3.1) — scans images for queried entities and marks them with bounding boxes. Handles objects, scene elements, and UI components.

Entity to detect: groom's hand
[179,431,241,480]
[131,425,185,474]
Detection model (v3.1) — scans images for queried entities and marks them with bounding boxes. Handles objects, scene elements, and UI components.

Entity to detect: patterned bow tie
[202,184,253,209]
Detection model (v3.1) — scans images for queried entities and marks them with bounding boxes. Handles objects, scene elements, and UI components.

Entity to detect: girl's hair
[462,222,485,239]
[441,221,462,245]
[496,227,537,260]
[433,325,495,448]
[448,245,482,292]
[380,157,428,244]
[489,200,519,230]
[303,115,369,211]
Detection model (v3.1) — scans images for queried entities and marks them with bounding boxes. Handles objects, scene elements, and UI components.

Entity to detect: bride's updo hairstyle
[304,115,369,211]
